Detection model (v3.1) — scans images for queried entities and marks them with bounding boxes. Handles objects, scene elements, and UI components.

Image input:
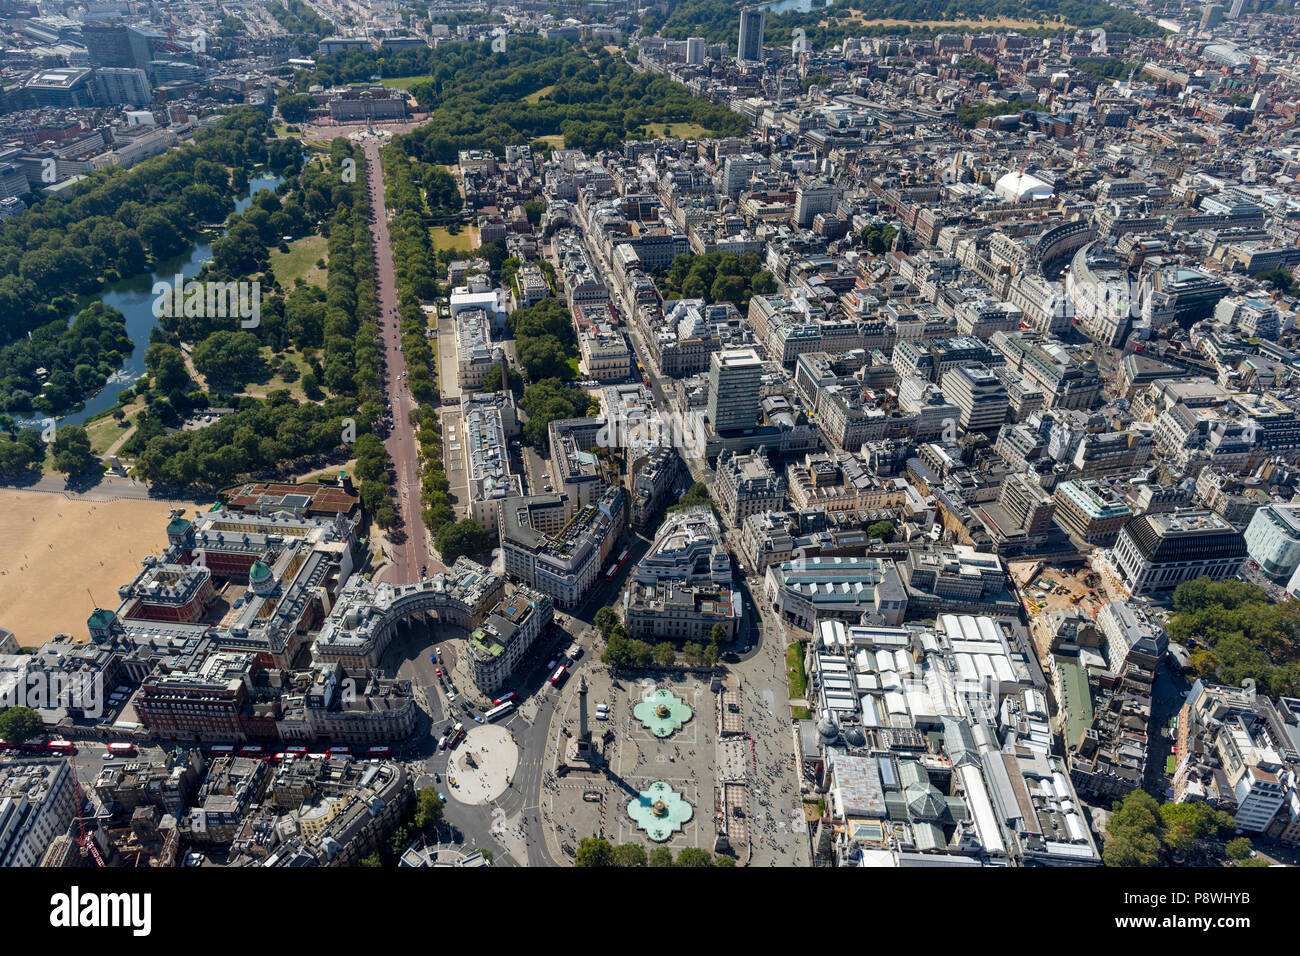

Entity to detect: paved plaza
[538,666,729,859]
[448,725,518,805]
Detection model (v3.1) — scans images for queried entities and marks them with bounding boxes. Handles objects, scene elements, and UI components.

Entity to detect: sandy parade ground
[0,489,210,646]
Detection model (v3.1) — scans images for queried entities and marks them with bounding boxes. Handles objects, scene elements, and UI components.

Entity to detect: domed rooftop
[994,170,1054,203]
[249,561,272,581]
[817,712,841,743]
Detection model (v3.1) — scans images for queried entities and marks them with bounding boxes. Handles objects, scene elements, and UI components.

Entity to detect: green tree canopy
[611,842,647,867]
[192,330,264,392]
[1103,790,1165,867]
[0,706,43,744]
[51,425,98,475]
[574,836,615,867]
[674,847,713,866]
[414,788,445,833]
[435,518,492,564]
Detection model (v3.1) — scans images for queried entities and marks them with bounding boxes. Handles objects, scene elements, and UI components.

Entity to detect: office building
[708,348,763,432]
[1110,511,1247,597]
[723,154,768,198]
[462,392,521,534]
[942,364,1009,432]
[737,7,766,63]
[1096,601,1167,677]
[500,487,625,608]
[997,472,1056,538]
[24,68,95,108]
[1053,479,1133,545]
[1175,682,1300,839]
[1244,503,1300,583]
[83,20,158,71]
[455,308,501,391]
[630,447,678,533]
[95,67,151,106]
[713,449,786,526]
[795,179,838,228]
[469,586,553,693]
[0,759,75,867]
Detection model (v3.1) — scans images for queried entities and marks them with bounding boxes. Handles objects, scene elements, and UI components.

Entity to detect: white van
[438,735,448,750]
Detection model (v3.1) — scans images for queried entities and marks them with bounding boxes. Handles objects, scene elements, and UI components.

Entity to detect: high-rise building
[95,67,151,106]
[998,472,1056,538]
[1201,3,1224,30]
[794,178,837,227]
[708,348,763,432]
[723,153,767,198]
[941,364,1009,432]
[82,21,158,72]
[686,36,705,65]
[737,7,766,64]
[82,21,134,68]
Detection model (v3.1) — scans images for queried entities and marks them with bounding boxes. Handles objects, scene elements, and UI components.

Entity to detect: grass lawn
[523,85,555,103]
[786,642,808,716]
[431,225,478,253]
[291,457,358,483]
[270,235,328,289]
[85,400,142,455]
[821,13,1065,29]
[378,75,429,90]
[567,356,581,378]
[644,121,712,140]
[241,346,315,402]
[537,133,565,149]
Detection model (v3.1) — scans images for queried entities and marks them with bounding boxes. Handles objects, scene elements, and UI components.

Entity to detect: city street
[360,134,440,583]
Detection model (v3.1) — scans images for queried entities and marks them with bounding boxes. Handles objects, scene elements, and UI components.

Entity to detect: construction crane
[70,771,106,867]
